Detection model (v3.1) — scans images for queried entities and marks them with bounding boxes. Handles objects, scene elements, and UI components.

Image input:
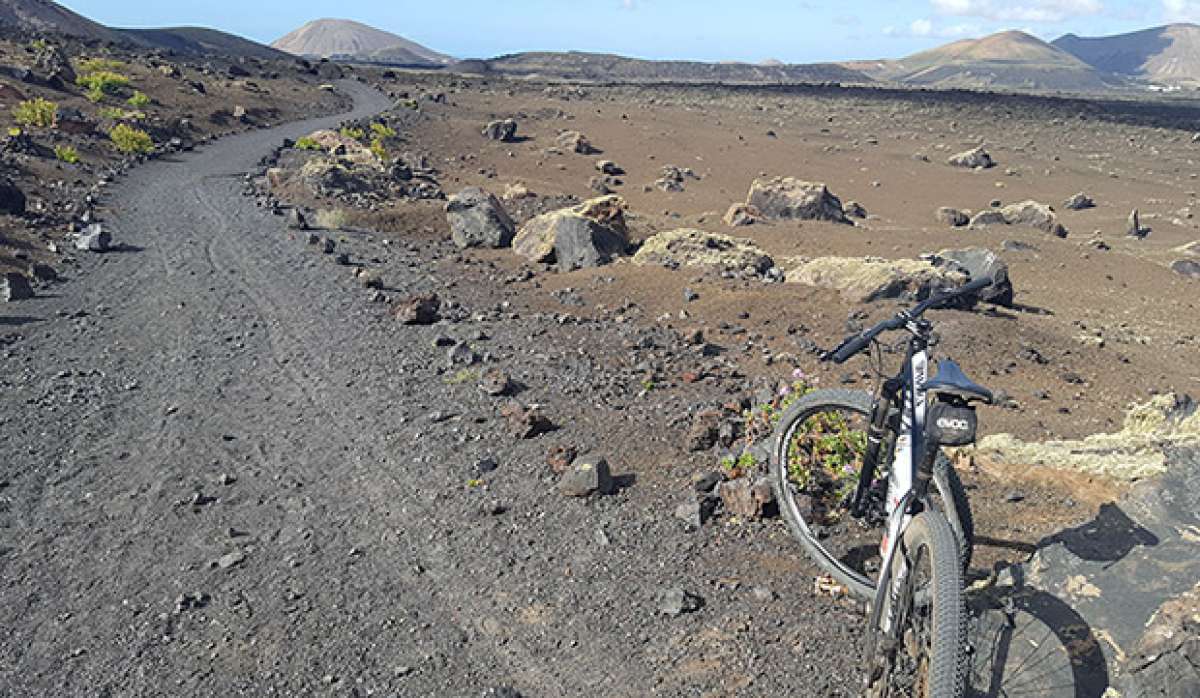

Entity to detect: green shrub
[295,136,321,150]
[127,90,151,107]
[98,106,125,120]
[7,127,21,137]
[339,126,365,141]
[369,136,388,161]
[77,57,126,74]
[109,123,153,154]
[369,122,396,139]
[12,97,57,127]
[30,39,49,52]
[54,144,80,163]
[76,70,130,101]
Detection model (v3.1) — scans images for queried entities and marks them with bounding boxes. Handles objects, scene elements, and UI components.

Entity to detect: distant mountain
[454,51,871,84]
[1054,24,1200,85]
[863,30,1116,91]
[0,0,291,59]
[271,19,451,66]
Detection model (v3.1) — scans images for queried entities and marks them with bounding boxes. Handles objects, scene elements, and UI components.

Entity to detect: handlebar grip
[829,333,873,364]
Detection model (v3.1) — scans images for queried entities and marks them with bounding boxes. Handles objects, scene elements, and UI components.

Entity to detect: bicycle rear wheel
[770,389,973,600]
[865,511,967,698]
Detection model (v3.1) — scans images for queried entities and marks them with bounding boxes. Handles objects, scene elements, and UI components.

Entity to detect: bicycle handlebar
[821,277,993,364]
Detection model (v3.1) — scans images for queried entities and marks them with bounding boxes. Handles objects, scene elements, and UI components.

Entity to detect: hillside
[0,0,291,59]
[271,18,451,65]
[885,30,1116,91]
[0,0,121,42]
[454,51,871,84]
[1054,24,1200,86]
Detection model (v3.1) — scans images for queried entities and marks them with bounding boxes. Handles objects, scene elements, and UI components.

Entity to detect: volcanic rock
[786,256,967,303]
[482,119,517,142]
[745,177,848,223]
[936,206,969,227]
[558,456,614,497]
[632,228,774,278]
[445,187,515,249]
[394,293,440,325]
[947,146,995,169]
[1,272,34,302]
[512,195,628,271]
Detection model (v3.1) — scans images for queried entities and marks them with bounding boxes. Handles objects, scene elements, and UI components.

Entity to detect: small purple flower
[792,368,807,380]
[778,384,792,397]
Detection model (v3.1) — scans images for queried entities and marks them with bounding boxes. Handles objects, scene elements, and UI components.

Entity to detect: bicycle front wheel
[865,511,966,698]
[769,389,973,600]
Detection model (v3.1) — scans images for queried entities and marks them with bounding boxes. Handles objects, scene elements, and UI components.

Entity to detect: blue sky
[58,1,1200,63]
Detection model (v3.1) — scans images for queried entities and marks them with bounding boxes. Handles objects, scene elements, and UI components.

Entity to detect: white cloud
[884,19,981,38]
[1164,0,1200,22]
[931,0,1103,23]
[621,0,637,9]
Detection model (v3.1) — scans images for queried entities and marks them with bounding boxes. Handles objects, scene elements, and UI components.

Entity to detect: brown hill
[867,30,1116,92]
[0,0,121,42]
[456,51,871,84]
[0,0,291,59]
[271,18,451,65]
[1054,24,1200,86]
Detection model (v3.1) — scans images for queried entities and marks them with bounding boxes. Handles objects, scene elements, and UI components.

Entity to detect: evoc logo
[937,417,970,432]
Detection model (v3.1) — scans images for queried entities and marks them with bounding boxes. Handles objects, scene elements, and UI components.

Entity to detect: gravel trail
[0,81,867,697]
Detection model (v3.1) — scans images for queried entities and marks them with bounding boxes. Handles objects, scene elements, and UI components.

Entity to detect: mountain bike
[769,277,996,697]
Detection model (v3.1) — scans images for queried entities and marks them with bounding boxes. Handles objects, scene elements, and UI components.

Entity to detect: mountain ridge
[1053,23,1200,85]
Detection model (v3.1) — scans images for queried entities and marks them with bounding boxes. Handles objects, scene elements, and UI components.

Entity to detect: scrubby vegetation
[54,144,80,163]
[127,91,151,108]
[295,136,321,150]
[12,97,57,128]
[109,123,153,154]
[76,58,131,103]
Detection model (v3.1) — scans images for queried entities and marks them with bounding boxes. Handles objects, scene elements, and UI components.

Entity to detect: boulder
[844,201,867,219]
[556,130,596,154]
[1063,192,1095,210]
[481,119,517,142]
[0,178,26,215]
[1119,583,1200,698]
[717,477,775,520]
[786,256,966,303]
[658,588,704,617]
[1000,200,1068,237]
[33,43,75,87]
[1,272,33,302]
[558,456,614,497]
[935,206,969,227]
[724,202,759,227]
[394,293,440,325]
[445,187,515,249]
[974,393,1200,480]
[596,160,623,175]
[925,247,1014,306]
[968,210,1007,228]
[500,402,555,439]
[512,195,628,272]
[746,177,848,223]
[1172,259,1200,279]
[75,223,111,252]
[632,228,774,278]
[1176,241,1200,257]
[947,146,995,169]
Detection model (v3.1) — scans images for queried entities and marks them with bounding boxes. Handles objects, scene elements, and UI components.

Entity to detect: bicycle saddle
[926,359,993,404]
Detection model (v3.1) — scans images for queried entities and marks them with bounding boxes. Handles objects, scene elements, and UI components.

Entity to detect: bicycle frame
[851,327,944,635]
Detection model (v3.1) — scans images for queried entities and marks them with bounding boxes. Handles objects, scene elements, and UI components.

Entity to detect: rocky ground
[3,64,1200,696]
[0,28,350,282]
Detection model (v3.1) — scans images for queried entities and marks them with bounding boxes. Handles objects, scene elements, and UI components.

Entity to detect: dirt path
[0,82,876,697]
